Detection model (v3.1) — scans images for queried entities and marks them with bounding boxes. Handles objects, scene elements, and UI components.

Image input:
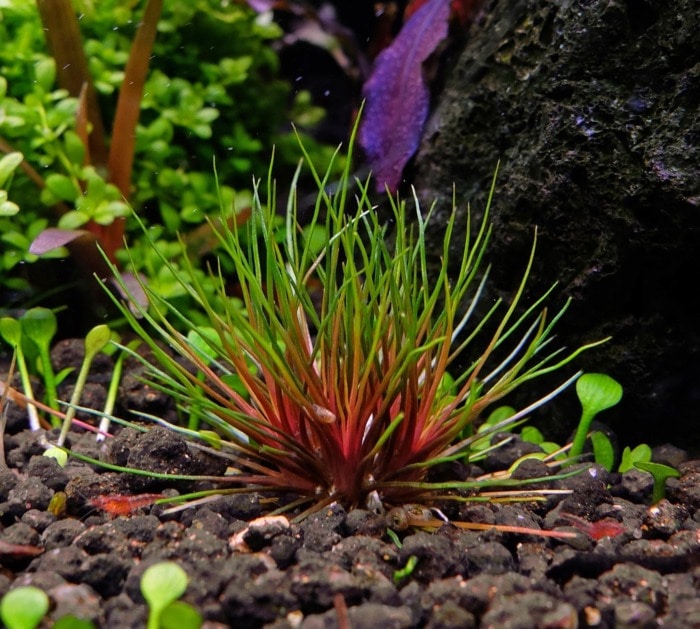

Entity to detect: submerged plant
[103,126,604,514]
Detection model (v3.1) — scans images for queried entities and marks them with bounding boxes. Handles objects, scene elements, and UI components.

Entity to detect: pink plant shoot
[106,126,604,515]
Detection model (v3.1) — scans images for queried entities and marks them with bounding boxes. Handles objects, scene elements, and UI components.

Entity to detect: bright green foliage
[0,151,22,217]
[103,125,604,512]
[141,562,200,629]
[0,0,339,307]
[0,307,75,426]
[57,323,112,446]
[634,461,680,504]
[619,443,652,473]
[0,586,49,629]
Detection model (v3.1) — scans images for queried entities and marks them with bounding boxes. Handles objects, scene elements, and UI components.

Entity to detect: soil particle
[299,504,346,552]
[481,436,543,472]
[50,582,103,624]
[302,602,414,628]
[464,542,515,576]
[42,519,86,550]
[25,454,69,490]
[4,475,53,518]
[481,591,578,629]
[617,469,655,503]
[399,531,466,582]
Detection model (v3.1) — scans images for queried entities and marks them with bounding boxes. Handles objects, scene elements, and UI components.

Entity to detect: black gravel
[0,423,699,628]
[2,341,700,627]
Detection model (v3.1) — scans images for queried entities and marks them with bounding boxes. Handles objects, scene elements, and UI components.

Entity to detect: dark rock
[21,508,56,532]
[299,504,346,552]
[618,468,654,502]
[77,553,129,598]
[42,519,87,550]
[29,545,88,582]
[26,455,69,491]
[301,602,414,629]
[651,444,688,469]
[412,0,700,453]
[49,582,103,625]
[481,591,577,629]
[399,531,465,583]
[5,477,53,518]
[343,508,387,537]
[426,599,477,629]
[464,541,515,576]
[482,435,543,472]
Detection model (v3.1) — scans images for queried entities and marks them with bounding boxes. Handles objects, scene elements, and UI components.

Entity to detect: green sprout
[20,307,60,412]
[618,443,652,473]
[0,317,40,430]
[568,373,623,461]
[386,528,419,583]
[56,323,111,447]
[95,338,141,441]
[634,461,680,504]
[141,562,201,629]
[0,586,49,629]
[393,555,419,584]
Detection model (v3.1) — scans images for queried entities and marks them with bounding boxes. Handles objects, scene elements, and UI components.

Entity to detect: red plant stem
[104,0,163,261]
[405,516,578,539]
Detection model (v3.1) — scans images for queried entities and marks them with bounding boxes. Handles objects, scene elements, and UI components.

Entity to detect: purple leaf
[359,0,451,193]
[29,228,93,255]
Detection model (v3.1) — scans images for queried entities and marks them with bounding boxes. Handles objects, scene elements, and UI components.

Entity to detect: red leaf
[359,0,452,193]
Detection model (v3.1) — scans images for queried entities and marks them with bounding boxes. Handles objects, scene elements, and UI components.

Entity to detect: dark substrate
[1,343,700,628]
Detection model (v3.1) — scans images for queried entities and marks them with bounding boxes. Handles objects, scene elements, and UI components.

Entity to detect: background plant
[102,125,604,514]
[0,0,339,318]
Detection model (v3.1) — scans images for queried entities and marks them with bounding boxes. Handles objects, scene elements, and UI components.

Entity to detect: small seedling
[568,373,623,461]
[141,561,201,629]
[0,585,50,629]
[618,443,652,473]
[96,339,141,441]
[56,323,111,447]
[20,307,60,412]
[634,461,680,504]
[386,529,419,583]
[0,318,41,430]
[590,430,615,471]
[393,555,419,584]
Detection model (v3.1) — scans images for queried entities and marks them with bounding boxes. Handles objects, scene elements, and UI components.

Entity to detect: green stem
[568,410,594,460]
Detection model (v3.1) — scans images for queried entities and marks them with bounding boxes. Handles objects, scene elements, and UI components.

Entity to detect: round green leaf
[85,324,112,359]
[0,586,50,629]
[160,601,202,629]
[575,373,623,416]
[0,200,20,216]
[45,174,78,202]
[34,57,56,91]
[0,152,23,189]
[141,562,189,617]
[63,131,87,166]
[21,307,57,349]
[43,446,68,467]
[0,317,22,347]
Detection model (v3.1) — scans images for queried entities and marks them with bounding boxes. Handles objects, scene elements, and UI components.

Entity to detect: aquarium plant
[96,120,604,515]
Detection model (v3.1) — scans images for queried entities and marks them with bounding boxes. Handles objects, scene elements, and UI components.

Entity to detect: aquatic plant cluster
[97,123,602,515]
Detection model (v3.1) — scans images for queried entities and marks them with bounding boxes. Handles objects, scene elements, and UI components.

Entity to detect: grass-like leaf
[103,122,605,512]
